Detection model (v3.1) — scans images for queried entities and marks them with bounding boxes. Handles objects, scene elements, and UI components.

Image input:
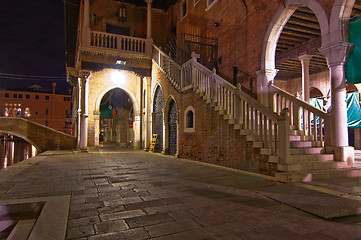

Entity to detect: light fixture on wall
[213,22,219,27]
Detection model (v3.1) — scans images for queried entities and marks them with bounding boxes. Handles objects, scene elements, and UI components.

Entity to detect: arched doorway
[153,86,164,152]
[168,99,178,155]
[99,88,134,147]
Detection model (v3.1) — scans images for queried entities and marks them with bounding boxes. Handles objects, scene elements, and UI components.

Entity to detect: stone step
[290,129,305,136]
[290,147,325,155]
[290,141,313,148]
[289,135,314,141]
[275,168,361,183]
[289,154,334,163]
[268,155,279,163]
[277,161,349,172]
[253,141,263,148]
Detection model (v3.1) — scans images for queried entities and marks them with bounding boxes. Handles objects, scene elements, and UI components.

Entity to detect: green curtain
[347,92,361,128]
[346,16,361,84]
[100,98,115,119]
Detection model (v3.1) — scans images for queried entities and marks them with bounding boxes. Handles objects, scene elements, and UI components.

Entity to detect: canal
[0,135,37,169]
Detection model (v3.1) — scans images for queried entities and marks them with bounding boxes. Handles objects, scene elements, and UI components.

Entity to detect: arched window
[184,106,195,132]
[186,110,193,128]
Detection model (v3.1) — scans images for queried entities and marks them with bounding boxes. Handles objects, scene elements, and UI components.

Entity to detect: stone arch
[261,0,330,71]
[164,96,178,155]
[330,0,357,44]
[95,86,139,116]
[152,85,164,152]
[310,87,324,98]
[0,130,40,152]
[96,88,135,146]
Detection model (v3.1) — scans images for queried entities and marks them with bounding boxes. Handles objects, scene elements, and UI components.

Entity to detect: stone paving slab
[257,184,361,219]
[1,149,361,239]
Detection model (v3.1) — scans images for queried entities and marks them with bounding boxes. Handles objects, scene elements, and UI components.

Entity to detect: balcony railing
[90,31,146,53]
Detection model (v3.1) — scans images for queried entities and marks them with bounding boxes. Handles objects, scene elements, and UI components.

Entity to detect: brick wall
[152,62,277,176]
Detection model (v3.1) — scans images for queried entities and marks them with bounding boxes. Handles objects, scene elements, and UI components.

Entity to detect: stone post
[144,77,152,150]
[298,54,313,102]
[145,0,153,55]
[256,68,278,108]
[79,71,91,151]
[82,0,91,46]
[77,79,82,148]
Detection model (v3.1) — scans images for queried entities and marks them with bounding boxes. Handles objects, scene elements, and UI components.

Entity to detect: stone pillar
[144,77,152,150]
[256,69,278,108]
[145,0,153,54]
[82,0,90,46]
[320,43,354,163]
[79,72,91,151]
[77,79,82,148]
[298,54,312,102]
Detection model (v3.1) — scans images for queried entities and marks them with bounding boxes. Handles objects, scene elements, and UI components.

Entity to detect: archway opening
[99,88,134,147]
[273,7,328,98]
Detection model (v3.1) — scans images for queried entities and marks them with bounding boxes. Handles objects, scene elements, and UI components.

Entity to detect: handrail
[270,84,329,119]
[152,45,182,90]
[269,83,331,147]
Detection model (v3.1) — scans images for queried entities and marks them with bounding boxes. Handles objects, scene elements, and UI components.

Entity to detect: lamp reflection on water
[1,135,37,169]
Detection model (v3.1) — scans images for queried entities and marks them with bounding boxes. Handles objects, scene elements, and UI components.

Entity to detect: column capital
[80,71,91,81]
[145,0,153,4]
[256,68,279,83]
[319,42,355,67]
[298,54,313,64]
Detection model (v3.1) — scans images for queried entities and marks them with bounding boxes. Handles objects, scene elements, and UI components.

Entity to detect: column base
[79,148,88,153]
[326,146,354,166]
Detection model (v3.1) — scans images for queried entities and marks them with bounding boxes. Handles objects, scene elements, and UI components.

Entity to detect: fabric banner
[346,16,361,84]
[347,92,361,128]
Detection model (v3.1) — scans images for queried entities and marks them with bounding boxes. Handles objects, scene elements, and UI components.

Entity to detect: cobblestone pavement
[1,148,361,239]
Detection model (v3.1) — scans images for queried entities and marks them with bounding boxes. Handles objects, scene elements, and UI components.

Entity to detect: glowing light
[111,71,126,86]
[32,145,37,157]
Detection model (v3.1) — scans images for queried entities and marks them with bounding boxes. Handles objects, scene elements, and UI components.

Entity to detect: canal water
[0,135,37,169]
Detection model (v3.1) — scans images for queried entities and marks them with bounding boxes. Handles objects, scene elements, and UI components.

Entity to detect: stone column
[77,79,82,148]
[145,0,153,54]
[79,72,91,151]
[146,0,152,39]
[256,68,278,108]
[320,42,354,163]
[298,54,313,102]
[144,77,152,150]
[82,0,90,46]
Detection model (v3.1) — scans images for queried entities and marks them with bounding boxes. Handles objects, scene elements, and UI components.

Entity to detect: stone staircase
[274,127,360,182]
[152,46,361,183]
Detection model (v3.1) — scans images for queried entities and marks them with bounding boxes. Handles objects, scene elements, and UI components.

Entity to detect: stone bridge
[0,117,76,152]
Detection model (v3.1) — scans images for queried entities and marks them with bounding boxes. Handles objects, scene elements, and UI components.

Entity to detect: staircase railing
[269,84,331,147]
[183,59,285,157]
[152,45,182,90]
[152,45,296,163]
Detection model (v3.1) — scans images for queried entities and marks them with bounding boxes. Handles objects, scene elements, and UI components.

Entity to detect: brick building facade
[66,0,361,181]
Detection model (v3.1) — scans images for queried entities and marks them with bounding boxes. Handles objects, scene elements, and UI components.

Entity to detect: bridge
[0,117,76,152]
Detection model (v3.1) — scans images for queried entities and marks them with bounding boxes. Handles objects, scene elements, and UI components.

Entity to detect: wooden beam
[276,38,321,63]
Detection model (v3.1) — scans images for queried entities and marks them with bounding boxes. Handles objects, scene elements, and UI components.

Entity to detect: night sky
[0,0,71,94]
